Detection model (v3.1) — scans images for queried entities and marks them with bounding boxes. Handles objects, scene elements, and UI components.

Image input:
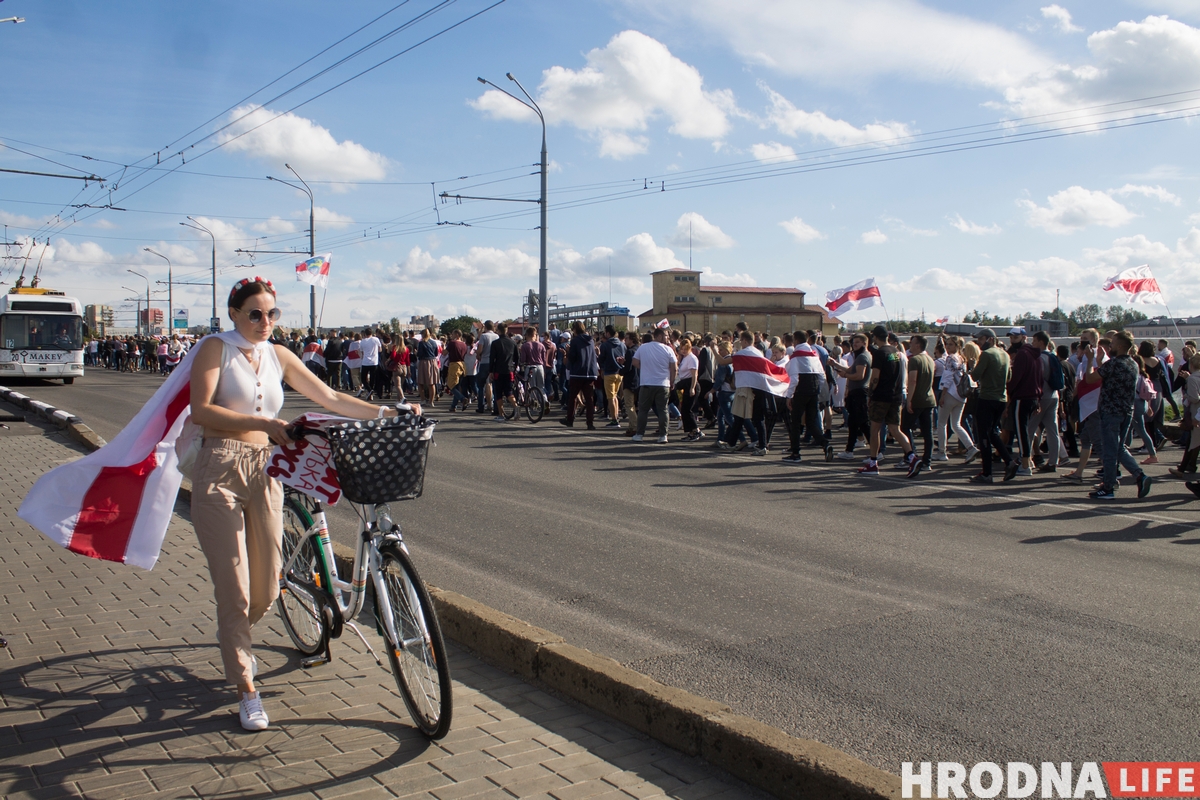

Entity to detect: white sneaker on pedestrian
[239,692,269,731]
[963,446,980,465]
[657,435,668,444]
[630,434,644,442]
[931,453,950,462]
[836,451,858,461]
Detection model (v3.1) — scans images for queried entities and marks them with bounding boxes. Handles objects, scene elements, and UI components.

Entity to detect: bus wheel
[63,377,75,385]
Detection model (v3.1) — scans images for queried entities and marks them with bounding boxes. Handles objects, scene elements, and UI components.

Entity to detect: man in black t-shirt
[489,322,519,420]
[858,325,913,476]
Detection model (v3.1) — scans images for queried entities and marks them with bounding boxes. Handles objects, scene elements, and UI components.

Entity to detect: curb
[0,386,107,450]
[1,390,901,800]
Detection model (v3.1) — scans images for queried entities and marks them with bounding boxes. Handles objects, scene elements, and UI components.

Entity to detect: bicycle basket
[325,416,436,504]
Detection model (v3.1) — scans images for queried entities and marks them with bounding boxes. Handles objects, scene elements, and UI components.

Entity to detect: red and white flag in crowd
[935,316,950,326]
[655,318,670,330]
[1103,265,1164,305]
[296,253,332,288]
[825,278,882,318]
[302,340,325,368]
[732,346,790,396]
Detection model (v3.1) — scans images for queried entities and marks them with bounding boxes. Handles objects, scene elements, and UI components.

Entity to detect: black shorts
[492,371,514,397]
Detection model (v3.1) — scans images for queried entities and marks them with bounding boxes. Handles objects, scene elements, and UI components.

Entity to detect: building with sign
[637,268,836,336]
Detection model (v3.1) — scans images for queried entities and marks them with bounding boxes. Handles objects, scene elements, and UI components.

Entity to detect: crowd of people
[89,317,1200,502]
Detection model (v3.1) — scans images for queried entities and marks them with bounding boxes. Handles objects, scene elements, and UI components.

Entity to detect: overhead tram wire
[14,0,499,243]
[62,0,512,225]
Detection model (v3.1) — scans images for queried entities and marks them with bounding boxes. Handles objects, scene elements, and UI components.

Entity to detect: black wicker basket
[325,416,436,504]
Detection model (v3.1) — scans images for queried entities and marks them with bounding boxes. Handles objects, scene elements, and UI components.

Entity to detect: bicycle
[275,413,452,739]
[504,367,548,423]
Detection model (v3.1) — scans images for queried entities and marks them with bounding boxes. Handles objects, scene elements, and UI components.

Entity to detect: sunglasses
[242,308,282,323]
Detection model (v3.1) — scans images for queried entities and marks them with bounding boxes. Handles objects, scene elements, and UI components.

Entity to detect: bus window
[0,314,83,349]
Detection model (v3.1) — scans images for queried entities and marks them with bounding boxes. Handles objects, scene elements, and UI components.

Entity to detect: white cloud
[750,142,798,163]
[861,229,888,244]
[314,206,355,228]
[1041,5,1082,34]
[950,214,1002,235]
[1189,212,1200,225]
[759,83,912,146]
[668,212,735,249]
[390,245,538,283]
[0,209,48,228]
[219,104,389,182]
[1020,186,1137,233]
[91,218,117,230]
[699,266,756,287]
[885,216,938,237]
[473,30,734,158]
[1112,184,1182,205]
[252,216,298,235]
[349,307,373,321]
[1003,16,1200,118]
[635,0,1050,90]
[779,217,826,243]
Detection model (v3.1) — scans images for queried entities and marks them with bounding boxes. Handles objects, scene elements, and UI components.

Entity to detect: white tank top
[212,340,284,418]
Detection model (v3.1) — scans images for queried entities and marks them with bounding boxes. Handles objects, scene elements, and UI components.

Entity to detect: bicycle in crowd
[275,412,452,739]
[505,366,548,423]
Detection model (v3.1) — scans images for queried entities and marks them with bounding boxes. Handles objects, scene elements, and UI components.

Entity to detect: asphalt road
[9,369,1200,773]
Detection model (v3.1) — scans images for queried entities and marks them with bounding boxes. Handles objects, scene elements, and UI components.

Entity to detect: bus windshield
[1,314,84,350]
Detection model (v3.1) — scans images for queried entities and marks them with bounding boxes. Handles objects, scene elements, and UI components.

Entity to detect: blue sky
[2,0,1199,330]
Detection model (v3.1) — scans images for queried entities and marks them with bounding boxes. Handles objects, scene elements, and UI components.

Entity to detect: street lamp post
[180,217,216,331]
[127,269,152,334]
[477,73,548,332]
[267,164,316,332]
[121,287,142,336]
[143,248,172,333]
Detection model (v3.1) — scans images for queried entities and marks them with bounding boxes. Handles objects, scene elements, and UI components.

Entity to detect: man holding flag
[718,330,790,455]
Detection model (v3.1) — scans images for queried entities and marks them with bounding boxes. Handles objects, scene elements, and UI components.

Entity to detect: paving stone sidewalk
[0,420,765,800]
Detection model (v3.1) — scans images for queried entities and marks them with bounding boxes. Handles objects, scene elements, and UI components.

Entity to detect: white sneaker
[630,434,644,442]
[836,451,858,461]
[657,435,668,444]
[931,453,950,462]
[239,692,269,731]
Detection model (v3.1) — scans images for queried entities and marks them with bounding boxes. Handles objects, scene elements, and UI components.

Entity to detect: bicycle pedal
[300,652,331,668]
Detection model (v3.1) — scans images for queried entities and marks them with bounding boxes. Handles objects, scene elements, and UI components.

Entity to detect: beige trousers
[191,439,284,687]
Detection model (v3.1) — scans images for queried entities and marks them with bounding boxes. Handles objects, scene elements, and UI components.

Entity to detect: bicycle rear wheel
[278,496,330,657]
[376,545,452,738]
[503,390,519,420]
[524,387,546,423]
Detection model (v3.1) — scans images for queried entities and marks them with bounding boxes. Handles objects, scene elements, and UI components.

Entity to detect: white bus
[0,287,85,384]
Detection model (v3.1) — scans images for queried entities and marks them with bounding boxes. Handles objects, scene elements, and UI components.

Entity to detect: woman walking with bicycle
[189,277,417,731]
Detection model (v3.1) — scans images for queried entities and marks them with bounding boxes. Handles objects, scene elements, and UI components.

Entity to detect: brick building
[637,268,837,336]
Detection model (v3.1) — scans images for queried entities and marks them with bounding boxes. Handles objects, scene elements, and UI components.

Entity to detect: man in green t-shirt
[970,328,1017,483]
[904,335,938,477]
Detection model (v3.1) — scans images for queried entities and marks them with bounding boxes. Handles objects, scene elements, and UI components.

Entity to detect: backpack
[1045,351,1065,392]
[1137,375,1158,402]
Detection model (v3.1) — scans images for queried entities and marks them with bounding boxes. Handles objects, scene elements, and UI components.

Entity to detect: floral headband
[228,276,275,303]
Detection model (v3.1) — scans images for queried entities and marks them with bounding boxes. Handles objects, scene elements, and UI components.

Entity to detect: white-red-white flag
[935,316,950,326]
[17,332,263,570]
[731,347,790,397]
[825,278,882,318]
[1103,265,1164,305]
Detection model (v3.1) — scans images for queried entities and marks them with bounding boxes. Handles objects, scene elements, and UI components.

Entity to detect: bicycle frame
[280,492,431,663]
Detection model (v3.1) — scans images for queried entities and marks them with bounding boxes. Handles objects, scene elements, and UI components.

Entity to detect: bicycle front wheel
[524,387,546,423]
[376,546,452,738]
[278,496,330,657]
[503,392,518,420]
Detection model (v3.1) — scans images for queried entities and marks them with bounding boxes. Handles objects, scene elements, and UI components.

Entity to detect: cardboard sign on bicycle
[266,413,355,506]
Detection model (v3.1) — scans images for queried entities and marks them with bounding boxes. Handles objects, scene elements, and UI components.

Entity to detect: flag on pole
[296,253,332,288]
[935,316,950,326]
[825,278,882,318]
[655,318,670,330]
[1102,264,1164,305]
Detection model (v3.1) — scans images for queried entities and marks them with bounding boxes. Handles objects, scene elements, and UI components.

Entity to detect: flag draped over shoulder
[17,331,249,570]
[296,254,332,288]
[1103,264,1164,305]
[732,346,790,396]
[825,278,882,318]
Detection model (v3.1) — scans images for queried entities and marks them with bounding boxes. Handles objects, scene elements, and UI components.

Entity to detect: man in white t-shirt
[475,321,500,413]
[631,328,677,443]
[358,327,382,400]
